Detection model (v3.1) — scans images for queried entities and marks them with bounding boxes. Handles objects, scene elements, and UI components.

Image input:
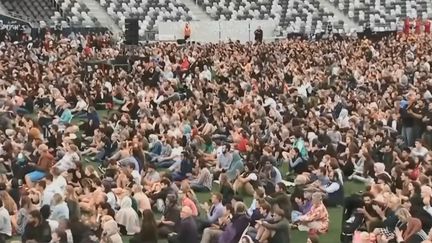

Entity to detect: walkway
[181,0,212,21]
[80,0,122,34]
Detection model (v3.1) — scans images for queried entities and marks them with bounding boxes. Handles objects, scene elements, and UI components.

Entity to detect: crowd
[0,26,430,243]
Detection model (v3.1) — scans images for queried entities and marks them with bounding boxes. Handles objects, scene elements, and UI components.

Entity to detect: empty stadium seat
[0,0,100,27]
[99,0,193,36]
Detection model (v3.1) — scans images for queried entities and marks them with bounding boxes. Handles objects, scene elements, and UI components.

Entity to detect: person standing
[254,26,263,43]
[184,23,191,41]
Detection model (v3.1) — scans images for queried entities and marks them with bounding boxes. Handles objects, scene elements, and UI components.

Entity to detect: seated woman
[297,192,329,234]
[233,162,259,196]
[190,160,213,192]
[157,194,180,238]
[255,207,290,243]
[142,164,161,192]
[115,196,141,235]
[172,151,193,182]
[180,181,198,217]
[100,215,122,243]
[54,143,80,173]
[132,184,151,214]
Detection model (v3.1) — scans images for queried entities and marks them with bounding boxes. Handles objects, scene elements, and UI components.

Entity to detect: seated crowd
[0,27,431,243]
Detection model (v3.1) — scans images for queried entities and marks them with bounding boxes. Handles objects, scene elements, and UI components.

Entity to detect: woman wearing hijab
[100,216,122,243]
[396,218,428,242]
[337,109,350,129]
[374,163,392,184]
[115,196,140,235]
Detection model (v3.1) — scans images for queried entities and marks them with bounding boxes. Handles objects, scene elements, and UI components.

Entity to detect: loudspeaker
[125,19,139,45]
[176,39,186,45]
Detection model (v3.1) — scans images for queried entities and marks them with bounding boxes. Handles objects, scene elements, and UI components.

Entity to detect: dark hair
[99,202,115,218]
[45,173,53,182]
[246,162,255,172]
[0,199,3,208]
[139,210,158,241]
[276,182,287,192]
[30,209,42,222]
[54,228,68,243]
[37,180,46,190]
[102,181,112,193]
[40,205,51,220]
[160,178,171,187]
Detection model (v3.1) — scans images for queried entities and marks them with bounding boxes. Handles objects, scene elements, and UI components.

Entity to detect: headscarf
[403,218,423,240]
[337,108,350,128]
[102,217,122,243]
[115,197,140,235]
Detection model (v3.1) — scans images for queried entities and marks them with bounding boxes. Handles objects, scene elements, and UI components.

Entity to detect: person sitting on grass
[255,207,290,243]
[233,162,259,196]
[297,192,329,234]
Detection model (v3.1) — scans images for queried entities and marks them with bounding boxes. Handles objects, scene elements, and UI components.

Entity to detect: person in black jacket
[22,209,51,243]
[168,206,199,243]
[254,26,263,43]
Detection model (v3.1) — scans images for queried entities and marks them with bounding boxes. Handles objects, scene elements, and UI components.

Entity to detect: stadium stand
[327,0,432,30]
[195,0,340,34]
[99,0,194,37]
[0,0,99,27]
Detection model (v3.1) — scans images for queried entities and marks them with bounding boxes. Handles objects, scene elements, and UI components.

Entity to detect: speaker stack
[125,19,139,45]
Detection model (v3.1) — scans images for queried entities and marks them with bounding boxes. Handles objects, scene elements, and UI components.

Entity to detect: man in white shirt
[0,199,12,241]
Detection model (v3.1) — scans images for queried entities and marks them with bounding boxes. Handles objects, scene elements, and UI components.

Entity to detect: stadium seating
[54,0,100,27]
[0,0,99,27]
[195,0,340,34]
[327,0,432,31]
[99,0,195,37]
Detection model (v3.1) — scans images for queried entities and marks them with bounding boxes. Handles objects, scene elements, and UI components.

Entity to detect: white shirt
[171,146,184,161]
[131,170,141,186]
[74,99,88,111]
[246,173,258,181]
[42,183,63,206]
[263,97,277,109]
[0,207,11,236]
[52,176,67,195]
[324,182,341,194]
[200,70,212,80]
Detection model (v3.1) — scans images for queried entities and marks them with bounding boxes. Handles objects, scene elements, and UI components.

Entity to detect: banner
[0,14,32,31]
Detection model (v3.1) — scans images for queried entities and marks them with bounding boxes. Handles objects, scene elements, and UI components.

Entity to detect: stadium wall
[158,20,277,43]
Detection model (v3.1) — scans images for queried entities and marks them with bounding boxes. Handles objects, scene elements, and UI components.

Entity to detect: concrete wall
[158,20,277,43]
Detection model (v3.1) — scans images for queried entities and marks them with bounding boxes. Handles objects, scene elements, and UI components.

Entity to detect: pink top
[182,197,198,216]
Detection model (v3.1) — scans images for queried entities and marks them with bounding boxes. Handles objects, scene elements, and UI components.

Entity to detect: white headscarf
[102,218,122,243]
[337,109,350,128]
[115,197,140,235]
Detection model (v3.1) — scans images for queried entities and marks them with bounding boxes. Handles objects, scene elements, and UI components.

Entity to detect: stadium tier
[0,0,99,27]
[99,0,194,36]
[328,0,432,30]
